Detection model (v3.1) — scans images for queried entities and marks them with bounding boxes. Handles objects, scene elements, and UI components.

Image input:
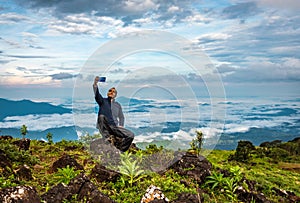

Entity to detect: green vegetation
[189,130,204,156]
[0,130,299,202]
[46,132,53,144]
[20,124,28,139]
[53,165,81,185]
[118,152,146,187]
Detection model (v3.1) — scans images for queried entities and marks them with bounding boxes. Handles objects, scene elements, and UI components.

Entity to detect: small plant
[144,144,163,154]
[205,171,225,189]
[46,132,53,144]
[53,165,80,185]
[223,178,239,202]
[20,124,28,139]
[118,152,145,187]
[79,133,102,146]
[205,167,245,203]
[189,130,204,155]
[0,175,18,188]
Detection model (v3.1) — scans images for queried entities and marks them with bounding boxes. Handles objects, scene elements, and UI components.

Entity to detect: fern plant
[118,152,145,187]
[53,165,80,185]
[205,171,225,189]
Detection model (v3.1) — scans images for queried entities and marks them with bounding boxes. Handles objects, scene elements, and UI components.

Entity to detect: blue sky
[0,0,300,101]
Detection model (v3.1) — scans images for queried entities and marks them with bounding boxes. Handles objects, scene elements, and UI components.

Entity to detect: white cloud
[197,33,232,42]
[123,0,157,12]
[183,14,212,24]
[258,0,300,12]
[0,12,30,24]
[0,114,74,131]
[168,5,180,13]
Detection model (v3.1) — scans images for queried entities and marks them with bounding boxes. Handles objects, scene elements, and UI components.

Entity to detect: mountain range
[0,98,71,121]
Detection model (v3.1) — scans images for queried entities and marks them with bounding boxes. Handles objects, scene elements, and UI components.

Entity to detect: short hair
[109,87,117,96]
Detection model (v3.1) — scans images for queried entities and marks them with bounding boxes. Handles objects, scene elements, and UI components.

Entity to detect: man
[93,76,134,152]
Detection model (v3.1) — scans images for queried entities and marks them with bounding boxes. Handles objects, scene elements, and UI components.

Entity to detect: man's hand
[94,76,99,86]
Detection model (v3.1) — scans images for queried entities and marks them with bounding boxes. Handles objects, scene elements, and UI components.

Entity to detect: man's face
[107,88,116,98]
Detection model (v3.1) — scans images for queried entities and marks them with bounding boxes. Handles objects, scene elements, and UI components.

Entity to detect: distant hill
[0,126,79,142]
[0,98,72,121]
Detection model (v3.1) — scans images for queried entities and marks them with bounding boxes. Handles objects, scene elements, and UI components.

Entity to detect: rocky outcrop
[0,135,13,140]
[13,138,31,151]
[41,173,115,203]
[90,163,121,182]
[0,186,40,203]
[51,154,84,172]
[272,187,300,203]
[16,165,33,181]
[166,152,212,184]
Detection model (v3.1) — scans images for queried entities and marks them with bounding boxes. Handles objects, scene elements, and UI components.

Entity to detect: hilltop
[0,133,299,202]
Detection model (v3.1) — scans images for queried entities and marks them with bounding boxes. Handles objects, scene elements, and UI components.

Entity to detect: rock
[149,200,167,203]
[51,154,84,172]
[40,183,68,203]
[16,165,33,181]
[236,187,273,203]
[90,163,121,182]
[272,187,300,203]
[41,173,115,203]
[0,149,12,171]
[171,192,204,203]
[69,173,115,203]
[13,138,31,151]
[89,138,121,166]
[141,185,169,203]
[0,135,13,140]
[167,152,212,184]
[0,186,40,203]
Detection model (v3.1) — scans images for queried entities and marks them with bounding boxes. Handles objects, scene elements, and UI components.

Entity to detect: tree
[20,125,28,139]
[230,140,255,162]
[190,130,204,156]
[46,132,53,144]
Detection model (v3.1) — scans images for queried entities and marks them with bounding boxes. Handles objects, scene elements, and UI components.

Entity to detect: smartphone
[98,77,106,82]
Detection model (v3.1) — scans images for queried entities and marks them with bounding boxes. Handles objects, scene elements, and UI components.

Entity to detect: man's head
[107,87,117,99]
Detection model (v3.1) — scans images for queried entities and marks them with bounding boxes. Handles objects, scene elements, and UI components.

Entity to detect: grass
[1,137,299,202]
[206,149,300,199]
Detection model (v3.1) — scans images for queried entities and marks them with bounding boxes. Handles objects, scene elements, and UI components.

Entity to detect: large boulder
[166,152,212,184]
[0,186,40,203]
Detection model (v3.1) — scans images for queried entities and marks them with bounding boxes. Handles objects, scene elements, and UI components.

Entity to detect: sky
[0,0,300,102]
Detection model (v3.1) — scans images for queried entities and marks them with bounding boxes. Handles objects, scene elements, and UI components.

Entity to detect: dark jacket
[111,100,124,126]
[93,85,116,126]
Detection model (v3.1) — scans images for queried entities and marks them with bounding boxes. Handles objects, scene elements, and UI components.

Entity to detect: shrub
[229,140,255,162]
[20,125,28,139]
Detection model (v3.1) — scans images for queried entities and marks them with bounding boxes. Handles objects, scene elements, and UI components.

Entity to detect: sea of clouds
[1,96,299,149]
